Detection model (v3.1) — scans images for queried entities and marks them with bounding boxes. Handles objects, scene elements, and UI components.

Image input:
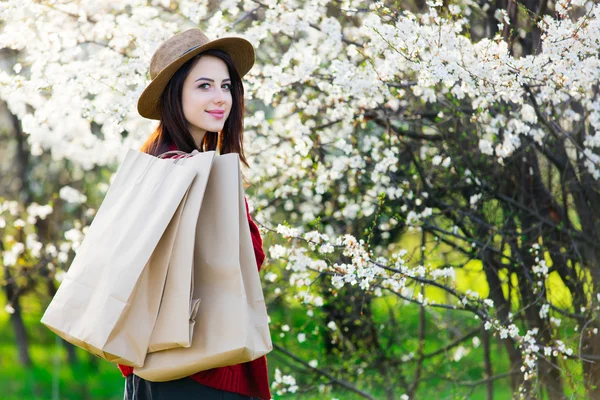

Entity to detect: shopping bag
[147,150,216,353]
[41,148,197,367]
[134,153,273,381]
[108,186,189,366]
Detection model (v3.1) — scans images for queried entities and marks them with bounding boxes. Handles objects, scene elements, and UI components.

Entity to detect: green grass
[0,342,124,400]
[0,308,511,400]
[0,296,586,399]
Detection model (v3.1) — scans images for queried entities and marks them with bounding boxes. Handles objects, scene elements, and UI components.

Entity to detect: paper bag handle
[157,150,199,160]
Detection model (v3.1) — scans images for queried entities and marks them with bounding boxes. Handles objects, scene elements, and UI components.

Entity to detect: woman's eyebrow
[195,77,232,82]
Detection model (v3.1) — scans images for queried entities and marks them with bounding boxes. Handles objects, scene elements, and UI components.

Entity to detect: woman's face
[182,55,232,146]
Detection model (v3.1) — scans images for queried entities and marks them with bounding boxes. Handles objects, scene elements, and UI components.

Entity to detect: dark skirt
[124,374,257,400]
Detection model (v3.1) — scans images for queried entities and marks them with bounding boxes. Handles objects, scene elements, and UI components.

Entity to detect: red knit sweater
[117,147,271,400]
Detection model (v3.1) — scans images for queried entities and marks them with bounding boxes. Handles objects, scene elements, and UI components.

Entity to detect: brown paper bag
[41,149,197,367]
[134,153,273,381]
[148,150,216,353]
[108,187,189,366]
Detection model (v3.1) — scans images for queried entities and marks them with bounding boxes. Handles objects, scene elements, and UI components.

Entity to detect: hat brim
[137,37,255,120]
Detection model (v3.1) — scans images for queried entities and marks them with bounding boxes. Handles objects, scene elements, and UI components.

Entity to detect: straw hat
[137,28,255,120]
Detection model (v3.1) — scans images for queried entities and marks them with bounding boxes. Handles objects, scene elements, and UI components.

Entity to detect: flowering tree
[1,0,599,399]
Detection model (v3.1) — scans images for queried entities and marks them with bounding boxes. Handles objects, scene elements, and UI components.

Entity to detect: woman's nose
[213,90,225,104]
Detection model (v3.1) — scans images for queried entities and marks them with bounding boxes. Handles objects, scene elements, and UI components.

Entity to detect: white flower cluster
[2,241,24,267]
[271,368,298,396]
[482,317,575,391]
[331,234,378,290]
[529,244,554,322]
[519,328,540,382]
[64,226,85,251]
[293,289,325,307]
[271,222,462,304]
[0,200,21,217]
[530,244,549,293]
[275,224,301,239]
[452,345,470,362]
[59,186,87,204]
[268,244,288,259]
[303,230,333,253]
[0,200,58,267]
[430,266,456,280]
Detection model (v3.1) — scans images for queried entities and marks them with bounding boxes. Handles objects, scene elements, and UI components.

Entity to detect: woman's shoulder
[157,142,183,159]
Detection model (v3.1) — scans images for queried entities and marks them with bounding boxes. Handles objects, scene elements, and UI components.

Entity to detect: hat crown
[149,29,211,80]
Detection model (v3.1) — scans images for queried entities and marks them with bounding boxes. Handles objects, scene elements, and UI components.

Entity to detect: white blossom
[59,186,87,204]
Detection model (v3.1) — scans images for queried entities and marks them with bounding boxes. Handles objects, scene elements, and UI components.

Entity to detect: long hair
[140,49,249,169]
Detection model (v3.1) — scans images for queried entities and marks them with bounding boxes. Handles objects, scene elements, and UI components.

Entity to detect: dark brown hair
[140,49,249,169]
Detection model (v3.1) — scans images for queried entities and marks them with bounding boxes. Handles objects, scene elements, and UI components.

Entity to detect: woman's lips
[206,111,224,119]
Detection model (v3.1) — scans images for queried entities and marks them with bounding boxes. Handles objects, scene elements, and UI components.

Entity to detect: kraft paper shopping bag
[148,150,216,353]
[41,148,196,367]
[134,153,272,381]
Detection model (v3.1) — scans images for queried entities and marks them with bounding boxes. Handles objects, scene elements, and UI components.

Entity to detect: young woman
[118,28,271,400]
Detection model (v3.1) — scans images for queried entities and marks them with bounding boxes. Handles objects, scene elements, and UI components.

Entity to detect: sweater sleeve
[118,364,134,377]
[244,196,266,272]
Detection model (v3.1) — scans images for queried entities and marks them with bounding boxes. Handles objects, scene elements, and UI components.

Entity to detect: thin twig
[273,343,376,400]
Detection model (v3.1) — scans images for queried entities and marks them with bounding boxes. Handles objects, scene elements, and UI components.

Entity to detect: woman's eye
[198,83,231,90]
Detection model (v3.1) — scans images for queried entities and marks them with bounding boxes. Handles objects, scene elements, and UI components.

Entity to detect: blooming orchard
[1,0,599,398]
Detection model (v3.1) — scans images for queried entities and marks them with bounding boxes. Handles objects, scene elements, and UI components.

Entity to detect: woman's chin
[196,123,224,132]
[209,124,226,131]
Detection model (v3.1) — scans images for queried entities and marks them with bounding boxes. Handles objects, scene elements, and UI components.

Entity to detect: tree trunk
[581,320,600,400]
[4,264,32,367]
